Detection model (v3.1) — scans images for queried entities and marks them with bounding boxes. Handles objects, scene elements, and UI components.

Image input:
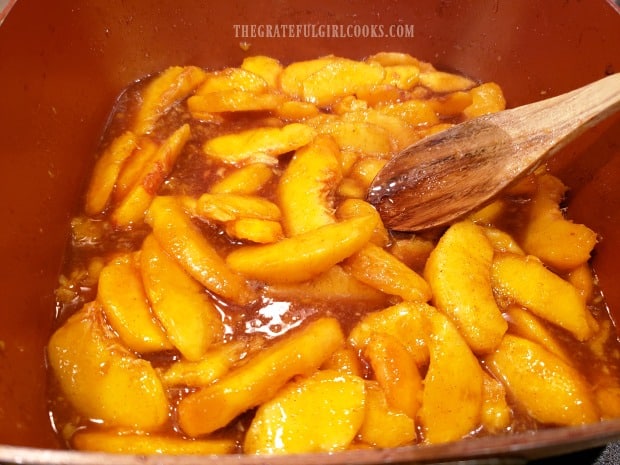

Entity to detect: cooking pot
[1,0,619,463]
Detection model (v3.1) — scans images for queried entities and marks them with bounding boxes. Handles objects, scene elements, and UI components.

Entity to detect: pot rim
[2,418,620,465]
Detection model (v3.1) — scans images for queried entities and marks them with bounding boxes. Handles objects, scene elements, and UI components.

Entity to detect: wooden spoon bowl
[368,73,620,232]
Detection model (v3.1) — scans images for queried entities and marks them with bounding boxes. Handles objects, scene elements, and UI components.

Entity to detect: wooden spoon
[367,73,620,232]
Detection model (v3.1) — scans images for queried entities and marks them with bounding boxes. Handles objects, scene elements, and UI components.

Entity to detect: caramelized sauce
[48,67,620,452]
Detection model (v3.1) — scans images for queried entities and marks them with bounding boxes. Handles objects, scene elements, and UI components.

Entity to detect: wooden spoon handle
[490,73,620,168]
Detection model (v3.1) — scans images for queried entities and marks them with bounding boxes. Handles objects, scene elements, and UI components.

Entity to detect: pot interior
[0,0,619,458]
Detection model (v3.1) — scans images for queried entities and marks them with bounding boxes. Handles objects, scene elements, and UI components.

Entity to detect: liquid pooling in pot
[47,52,620,455]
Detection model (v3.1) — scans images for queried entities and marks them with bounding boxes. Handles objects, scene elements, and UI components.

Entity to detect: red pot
[0,0,619,462]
